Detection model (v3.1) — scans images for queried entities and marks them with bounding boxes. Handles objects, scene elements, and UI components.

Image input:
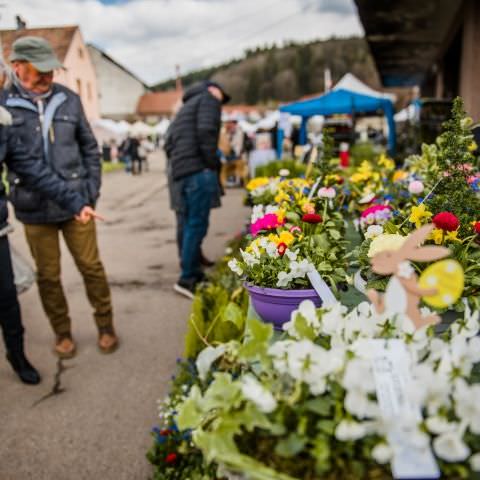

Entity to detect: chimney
[15,15,27,30]
[175,64,182,92]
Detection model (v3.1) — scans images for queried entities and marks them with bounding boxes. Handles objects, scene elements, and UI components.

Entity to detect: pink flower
[289,225,302,234]
[360,204,391,218]
[408,180,424,195]
[250,213,285,236]
[318,187,336,199]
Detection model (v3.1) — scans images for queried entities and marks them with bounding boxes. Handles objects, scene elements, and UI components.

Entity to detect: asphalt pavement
[0,151,249,480]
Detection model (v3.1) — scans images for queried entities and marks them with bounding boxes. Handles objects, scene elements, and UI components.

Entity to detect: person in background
[165,80,230,298]
[0,99,98,384]
[3,36,118,358]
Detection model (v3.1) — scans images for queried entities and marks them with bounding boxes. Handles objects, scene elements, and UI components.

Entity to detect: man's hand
[75,206,105,224]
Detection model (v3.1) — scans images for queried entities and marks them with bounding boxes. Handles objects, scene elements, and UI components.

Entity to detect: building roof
[87,44,148,89]
[354,0,464,86]
[137,90,183,116]
[0,25,78,63]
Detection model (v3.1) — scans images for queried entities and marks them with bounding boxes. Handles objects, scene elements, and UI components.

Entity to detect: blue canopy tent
[277,73,397,157]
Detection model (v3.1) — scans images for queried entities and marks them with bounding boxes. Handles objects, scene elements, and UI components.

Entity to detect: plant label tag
[307,270,336,307]
[369,339,440,479]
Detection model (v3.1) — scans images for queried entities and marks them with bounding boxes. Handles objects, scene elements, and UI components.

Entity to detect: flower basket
[245,283,322,329]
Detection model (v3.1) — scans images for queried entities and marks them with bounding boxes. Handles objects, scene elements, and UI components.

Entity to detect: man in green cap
[2,36,118,358]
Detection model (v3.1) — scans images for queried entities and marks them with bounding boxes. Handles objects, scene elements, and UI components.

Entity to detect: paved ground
[0,151,249,480]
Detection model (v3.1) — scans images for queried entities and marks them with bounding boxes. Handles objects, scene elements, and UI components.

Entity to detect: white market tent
[129,120,154,136]
[154,118,171,136]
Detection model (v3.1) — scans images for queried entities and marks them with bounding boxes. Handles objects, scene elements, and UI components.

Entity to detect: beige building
[88,44,148,121]
[0,25,100,120]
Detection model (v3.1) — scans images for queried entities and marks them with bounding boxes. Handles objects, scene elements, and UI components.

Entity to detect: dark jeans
[0,236,24,352]
[180,169,217,281]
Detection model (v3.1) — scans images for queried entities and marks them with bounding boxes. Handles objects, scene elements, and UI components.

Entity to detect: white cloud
[3,0,363,85]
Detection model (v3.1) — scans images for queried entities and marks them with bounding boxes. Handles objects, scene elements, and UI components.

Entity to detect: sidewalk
[0,151,249,480]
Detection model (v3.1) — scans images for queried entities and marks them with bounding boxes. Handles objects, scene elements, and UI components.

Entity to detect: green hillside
[153,37,381,105]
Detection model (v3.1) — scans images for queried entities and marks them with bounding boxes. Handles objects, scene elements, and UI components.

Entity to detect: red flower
[301,213,323,224]
[474,222,480,235]
[159,429,172,436]
[165,453,178,464]
[277,242,287,256]
[432,212,460,232]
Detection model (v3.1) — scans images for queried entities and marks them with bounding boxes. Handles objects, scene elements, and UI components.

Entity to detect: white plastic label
[307,270,337,307]
[369,339,440,479]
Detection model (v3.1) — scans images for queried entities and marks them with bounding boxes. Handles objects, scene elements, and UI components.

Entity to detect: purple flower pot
[245,283,322,330]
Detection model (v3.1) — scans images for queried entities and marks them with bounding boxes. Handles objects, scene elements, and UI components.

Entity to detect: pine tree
[245,68,260,105]
[426,97,480,236]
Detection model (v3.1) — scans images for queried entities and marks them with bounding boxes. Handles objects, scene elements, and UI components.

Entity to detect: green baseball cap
[9,36,64,72]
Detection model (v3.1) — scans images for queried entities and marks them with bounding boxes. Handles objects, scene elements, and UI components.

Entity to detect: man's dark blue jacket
[1,82,100,224]
[0,108,85,233]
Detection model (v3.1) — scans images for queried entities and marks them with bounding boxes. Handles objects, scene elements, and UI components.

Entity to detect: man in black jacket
[3,36,118,358]
[0,104,96,384]
[165,81,230,298]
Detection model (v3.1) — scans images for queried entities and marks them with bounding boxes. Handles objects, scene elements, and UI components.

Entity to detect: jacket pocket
[53,114,78,144]
[8,178,44,212]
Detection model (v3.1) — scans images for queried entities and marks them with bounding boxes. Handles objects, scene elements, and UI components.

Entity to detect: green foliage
[426,97,480,237]
[253,159,307,178]
[153,37,377,104]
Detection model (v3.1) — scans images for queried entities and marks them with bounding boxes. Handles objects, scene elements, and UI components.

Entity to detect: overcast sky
[1,0,363,85]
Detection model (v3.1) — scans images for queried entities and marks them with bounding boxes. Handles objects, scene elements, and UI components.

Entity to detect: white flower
[265,241,278,258]
[365,225,383,239]
[453,378,480,434]
[344,389,379,418]
[225,247,233,255]
[241,250,260,267]
[470,453,480,472]
[241,374,277,413]
[251,205,265,223]
[433,432,470,462]
[425,416,459,435]
[196,345,226,380]
[268,340,295,373]
[279,168,290,177]
[371,443,393,464]
[265,204,279,215]
[342,358,376,393]
[228,258,243,276]
[289,259,315,278]
[285,249,298,261]
[335,420,367,441]
[276,271,292,288]
[293,299,318,325]
[318,187,336,199]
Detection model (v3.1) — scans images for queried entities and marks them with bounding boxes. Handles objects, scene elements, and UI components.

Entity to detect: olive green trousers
[24,219,113,337]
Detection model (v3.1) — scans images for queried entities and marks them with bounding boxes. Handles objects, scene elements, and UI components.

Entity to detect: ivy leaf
[239,317,273,360]
[203,373,242,411]
[177,386,204,430]
[293,314,316,340]
[222,301,245,330]
[304,397,332,416]
[274,433,306,458]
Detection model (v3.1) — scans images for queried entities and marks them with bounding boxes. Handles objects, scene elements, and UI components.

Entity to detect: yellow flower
[368,234,406,257]
[268,234,280,245]
[274,190,289,203]
[409,204,433,228]
[246,177,269,191]
[301,202,315,214]
[276,208,286,223]
[392,170,408,182]
[468,141,478,152]
[378,154,395,170]
[278,231,294,246]
[429,228,444,245]
[445,230,461,243]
